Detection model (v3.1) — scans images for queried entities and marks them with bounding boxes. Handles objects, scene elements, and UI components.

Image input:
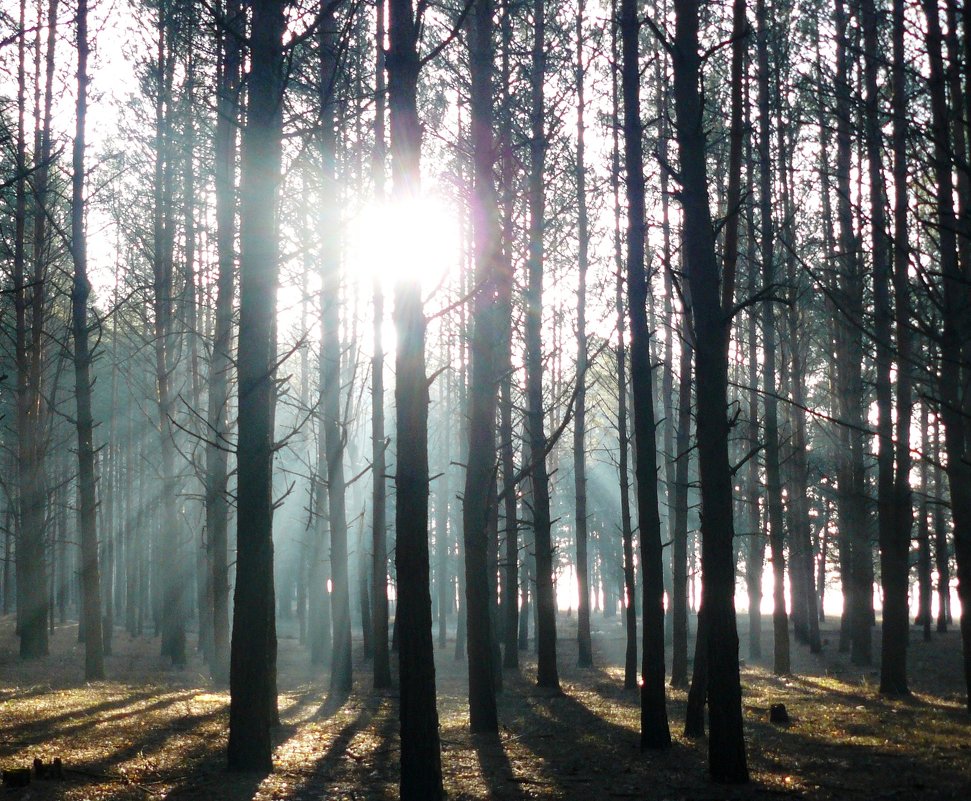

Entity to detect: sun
[347,193,460,297]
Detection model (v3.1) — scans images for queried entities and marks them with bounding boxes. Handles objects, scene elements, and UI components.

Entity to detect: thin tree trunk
[70,0,103,681]
[207,0,240,686]
[498,0,519,669]
[370,0,391,692]
[621,0,669,749]
[670,332,692,689]
[917,405,932,639]
[756,0,789,676]
[319,8,352,699]
[573,0,592,670]
[611,0,636,690]
[525,0,559,692]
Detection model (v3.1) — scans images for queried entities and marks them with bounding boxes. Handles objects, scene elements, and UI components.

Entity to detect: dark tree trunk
[574,0,592,670]
[388,0,445,794]
[922,0,971,712]
[525,0,559,692]
[672,0,748,781]
[227,0,286,773]
[834,0,872,667]
[436,425,450,651]
[670,332,692,689]
[684,608,708,738]
[621,0,669,749]
[609,0,637,691]
[755,0,789,676]
[498,0,519,671]
[917,406,933,640]
[873,0,911,695]
[462,0,501,732]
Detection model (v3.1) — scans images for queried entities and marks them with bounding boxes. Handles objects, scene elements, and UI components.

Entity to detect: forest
[0,0,969,798]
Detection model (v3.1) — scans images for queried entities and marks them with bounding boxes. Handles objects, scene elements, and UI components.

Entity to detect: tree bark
[621,0,669,748]
[573,0,592,670]
[525,0,560,692]
[388,0,445,794]
[207,0,241,686]
[71,0,104,682]
[462,0,501,732]
[610,0,636,690]
[755,0,789,676]
[672,0,748,781]
[227,0,286,772]
[371,0,391,691]
[922,0,971,711]
[872,0,911,695]
[319,8,353,700]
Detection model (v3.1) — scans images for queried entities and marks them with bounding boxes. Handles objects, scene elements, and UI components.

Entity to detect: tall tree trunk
[672,0,748,781]
[573,0,592,670]
[934,414,950,632]
[834,0,872,666]
[670,331,692,689]
[462,0,500,732]
[776,99,820,654]
[922,0,971,711]
[207,0,240,686]
[371,0,391,691]
[525,0,559,691]
[319,8,353,699]
[179,15,208,666]
[620,0,669,749]
[387,0,445,795]
[917,405,932,639]
[657,52,686,680]
[227,0,286,772]
[756,0,789,676]
[14,0,49,661]
[870,0,910,695]
[498,0,519,670]
[611,0,636,690]
[744,188,763,661]
[70,0,103,681]
[152,10,185,669]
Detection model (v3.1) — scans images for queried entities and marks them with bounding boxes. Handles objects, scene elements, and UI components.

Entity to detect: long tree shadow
[31,702,232,800]
[743,714,971,799]
[163,688,392,801]
[284,690,392,800]
[471,732,529,801]
[498,669,703,799]
[0,688,197,752]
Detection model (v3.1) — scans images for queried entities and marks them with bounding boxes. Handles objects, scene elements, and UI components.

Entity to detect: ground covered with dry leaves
[0,613,968,800]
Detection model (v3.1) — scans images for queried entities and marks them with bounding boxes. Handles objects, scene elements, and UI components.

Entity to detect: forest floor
[0,612,968,800]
